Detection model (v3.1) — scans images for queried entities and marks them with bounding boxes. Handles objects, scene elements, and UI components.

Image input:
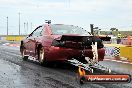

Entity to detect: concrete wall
[120,47,132,61]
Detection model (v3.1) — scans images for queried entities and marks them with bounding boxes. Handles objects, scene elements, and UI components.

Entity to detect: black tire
[79,76,86,85]
[38,47,46,65]
[21,47,28,61]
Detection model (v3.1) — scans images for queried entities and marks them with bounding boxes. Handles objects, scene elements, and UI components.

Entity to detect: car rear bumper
[46,46,105,61]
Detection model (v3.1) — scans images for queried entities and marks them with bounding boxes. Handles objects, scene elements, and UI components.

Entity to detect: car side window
[32,26,43,37]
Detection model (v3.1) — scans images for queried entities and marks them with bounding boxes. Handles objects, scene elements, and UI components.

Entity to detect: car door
[23,31,37,55]
[30,26,43,57]
[25,26,40,56]
[26,31,37,56]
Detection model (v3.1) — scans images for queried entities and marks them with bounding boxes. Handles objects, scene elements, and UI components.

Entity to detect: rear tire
[21,47,28,61]
[38,47,46,65]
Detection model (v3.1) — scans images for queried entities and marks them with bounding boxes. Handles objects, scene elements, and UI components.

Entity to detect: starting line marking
[2,43,20,47]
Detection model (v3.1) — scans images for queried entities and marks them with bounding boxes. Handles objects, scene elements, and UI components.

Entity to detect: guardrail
[6,36,25,41]
[0,35,26,41]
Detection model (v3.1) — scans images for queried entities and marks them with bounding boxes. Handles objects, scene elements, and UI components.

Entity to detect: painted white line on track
[122,62,129,64]
[116,60,123,63]
[104,59,110,61]
[2,43,20,47]
[111,60,117,61]
[104,59,132,65]
[2,43,10,45]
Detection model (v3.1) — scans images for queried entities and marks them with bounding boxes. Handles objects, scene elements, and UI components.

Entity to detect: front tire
[21,48,28,61]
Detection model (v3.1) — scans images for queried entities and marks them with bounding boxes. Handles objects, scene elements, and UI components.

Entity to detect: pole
[19,12,20,35]
[7,17,8,35]
[90,24,99,36]
[90,24,94,35]
[68,0,70,7]
[24,22,26,35]
[27,22,28,34]
[31,22,32,32]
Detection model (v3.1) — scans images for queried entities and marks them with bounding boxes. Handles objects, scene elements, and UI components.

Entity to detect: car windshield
[50,24,91,35]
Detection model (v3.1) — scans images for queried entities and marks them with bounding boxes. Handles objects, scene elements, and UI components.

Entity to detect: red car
[20,24,107,65]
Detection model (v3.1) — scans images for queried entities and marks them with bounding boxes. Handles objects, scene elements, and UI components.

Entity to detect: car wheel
[38,47,46,65]
[21,48,28,61]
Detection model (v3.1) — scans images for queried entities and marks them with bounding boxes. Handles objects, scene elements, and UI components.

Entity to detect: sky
[0,0,132,35]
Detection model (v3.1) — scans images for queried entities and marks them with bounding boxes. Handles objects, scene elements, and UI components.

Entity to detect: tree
[110,28,118,31]
[110,28,119,36]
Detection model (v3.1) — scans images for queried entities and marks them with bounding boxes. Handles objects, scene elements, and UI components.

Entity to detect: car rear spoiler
[60,35,111,41]
[60,35,93,41]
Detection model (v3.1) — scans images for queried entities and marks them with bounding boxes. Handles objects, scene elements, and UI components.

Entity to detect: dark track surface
[0,41,131,88]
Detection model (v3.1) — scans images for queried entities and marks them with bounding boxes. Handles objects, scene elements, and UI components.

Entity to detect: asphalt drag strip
[0,45,132,88]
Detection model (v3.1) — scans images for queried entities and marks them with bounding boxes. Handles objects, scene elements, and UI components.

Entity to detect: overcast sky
[0,0,132,35]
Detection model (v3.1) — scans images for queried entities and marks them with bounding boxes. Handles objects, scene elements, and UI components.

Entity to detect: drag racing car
[20,22,110,65]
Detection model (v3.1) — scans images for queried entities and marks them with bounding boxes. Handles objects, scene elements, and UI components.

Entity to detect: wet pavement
[0,41,132,88]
